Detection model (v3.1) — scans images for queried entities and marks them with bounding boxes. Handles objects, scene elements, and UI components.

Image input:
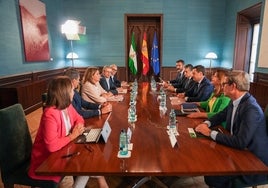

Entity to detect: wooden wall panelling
[0,69,65,114]
[0,80,48,114]
[254,72,268,85]
[0,72,33,87]
[33,68,66,81]
[161,67,175,81]
[250,82,268,110]
[117,67,126,82]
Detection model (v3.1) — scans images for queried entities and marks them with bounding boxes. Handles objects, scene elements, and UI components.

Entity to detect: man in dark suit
[166,64,196,93]
[195,70,268,188]
[100,65,118,95]
[163,59,185,88]
[110,64,128,87]
[179,65,213,102]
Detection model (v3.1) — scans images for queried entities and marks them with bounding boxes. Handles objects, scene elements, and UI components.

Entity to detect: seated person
[28,76,108,188]
[178,65,214,102]
[64,68,112,118]
[165,64,196,93]
[110,64,128,87]
[187,70,230,127]
[195,70,268,188]
[163,59,185,88]
[81,67,113,104]
[100,65,118,95]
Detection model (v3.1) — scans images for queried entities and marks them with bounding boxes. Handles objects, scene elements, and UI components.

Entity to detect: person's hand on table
[166,85,175,92]
[101,103,112,114]
[69,123,85,141]
[187,112,207,118]
[162,81,169,88]
[177,92,185,98]
[102,92,113,98]
[195,123,211,137]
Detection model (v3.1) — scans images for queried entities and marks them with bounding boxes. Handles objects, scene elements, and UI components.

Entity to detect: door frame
[124,14,163,82]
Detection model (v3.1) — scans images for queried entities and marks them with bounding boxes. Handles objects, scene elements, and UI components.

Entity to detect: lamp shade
[61,19,86,40]
[66,52,79,59]
[205,52,217,59]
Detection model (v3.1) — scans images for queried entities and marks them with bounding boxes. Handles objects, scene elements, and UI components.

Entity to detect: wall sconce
[61,20,86,67]
[205,52,218,73]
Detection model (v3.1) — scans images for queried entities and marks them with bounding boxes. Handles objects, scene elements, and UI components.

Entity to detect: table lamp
[66,52,79,67]
[205,52,217,74]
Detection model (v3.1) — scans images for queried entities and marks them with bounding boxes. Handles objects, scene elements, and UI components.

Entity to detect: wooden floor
[0,107,267,188]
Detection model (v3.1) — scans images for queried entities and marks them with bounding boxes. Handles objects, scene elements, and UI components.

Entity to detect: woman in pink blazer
[28,76,108,187]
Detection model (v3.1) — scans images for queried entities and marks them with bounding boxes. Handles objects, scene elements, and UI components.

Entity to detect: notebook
[174,103,200,116]
[76,113,112,143]
[181,103,200,114]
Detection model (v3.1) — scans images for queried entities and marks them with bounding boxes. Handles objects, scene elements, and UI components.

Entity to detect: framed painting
[19,0,50,62]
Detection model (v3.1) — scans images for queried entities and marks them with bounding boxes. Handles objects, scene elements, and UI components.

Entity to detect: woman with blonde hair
[81,67,113,104]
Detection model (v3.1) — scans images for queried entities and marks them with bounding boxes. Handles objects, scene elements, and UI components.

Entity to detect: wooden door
[233,14,252,71]
[125,14,163,82]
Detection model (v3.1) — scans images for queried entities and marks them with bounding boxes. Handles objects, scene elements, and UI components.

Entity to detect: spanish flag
[141,32,149,75]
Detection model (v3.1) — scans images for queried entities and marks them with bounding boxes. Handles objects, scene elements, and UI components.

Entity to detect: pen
[61,151,80,158]
[84,144,94,152]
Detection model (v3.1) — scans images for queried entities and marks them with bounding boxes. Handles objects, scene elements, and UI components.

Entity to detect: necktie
[184,79,190,88]
[107,79,110,90]
[196,82,200,92]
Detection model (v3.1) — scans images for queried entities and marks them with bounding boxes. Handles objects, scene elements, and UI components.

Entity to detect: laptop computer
[76,113,112,143]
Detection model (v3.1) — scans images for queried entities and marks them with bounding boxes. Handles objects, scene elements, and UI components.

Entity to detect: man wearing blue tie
[195,70,268,188]
[178,65,213,102]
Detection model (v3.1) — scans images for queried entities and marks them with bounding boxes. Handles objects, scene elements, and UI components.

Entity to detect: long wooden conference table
[36,82,268,179]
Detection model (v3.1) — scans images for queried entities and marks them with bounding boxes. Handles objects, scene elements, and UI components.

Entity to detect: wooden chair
[41,92,47,110]
[0,103,58,188]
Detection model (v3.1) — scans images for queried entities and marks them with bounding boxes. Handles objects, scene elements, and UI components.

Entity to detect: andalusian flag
[128,32,137,75]
[141,32,149,75]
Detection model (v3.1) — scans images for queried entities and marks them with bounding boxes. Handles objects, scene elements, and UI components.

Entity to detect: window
[249,23,260,81]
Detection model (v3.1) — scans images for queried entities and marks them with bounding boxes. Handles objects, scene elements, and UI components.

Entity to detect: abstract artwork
[19,0,50,62]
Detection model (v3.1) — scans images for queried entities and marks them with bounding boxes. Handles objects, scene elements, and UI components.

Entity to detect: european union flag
[150,31,160,75]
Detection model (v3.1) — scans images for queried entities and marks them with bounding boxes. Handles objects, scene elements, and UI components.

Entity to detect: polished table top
[36,82,268,176]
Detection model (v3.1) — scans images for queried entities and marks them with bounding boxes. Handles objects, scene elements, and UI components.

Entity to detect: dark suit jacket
[110,76,121,88]
[185,77,213,102]
[170,71,185,88]
[209,93,268,184]
[72,90,100,118]
[99,76,118,95]
[175,77,196,93]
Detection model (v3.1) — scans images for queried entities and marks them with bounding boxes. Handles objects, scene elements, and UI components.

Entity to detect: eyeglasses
[222,81,233,86]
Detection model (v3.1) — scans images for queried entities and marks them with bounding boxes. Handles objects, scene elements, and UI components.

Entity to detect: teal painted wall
[61,0,226,69]
[0,0,66,77]
[0,0,266,76]
[222,0,266,71]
